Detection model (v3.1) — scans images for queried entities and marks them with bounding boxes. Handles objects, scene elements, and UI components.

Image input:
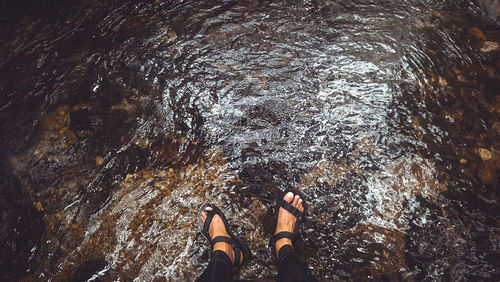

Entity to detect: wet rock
[439,76,448,86]
[105,144,148,183]
[0,105,42,152]
[404,196,452,282]
[0,163,44,281]
[491,149,500,168]
[480,40,500,53]
[259,76,270,90]
[69,259,107,282]
[468,27,487,40]
[61,128,78,147]
[477,160,496,184]
[29,158,62,192]
[45,151,240,280]
[82,144,149,213]
[491,122,500,138]
[482,64,499,79]
[162,30,177,45]
[239,161,296,199]
[96,156,105,166]
[153,138,180,167]
[33,201,44,212]
[42,106,69,131]
[339,224,409,281]
[477,0,500,24]
[110,98,136,118]
[70,109,92,131]
[99,109,130,146]
[478,148,492,160]
[152,134,204,168]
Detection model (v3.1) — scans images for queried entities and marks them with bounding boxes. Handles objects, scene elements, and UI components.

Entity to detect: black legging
[196,246,316,282]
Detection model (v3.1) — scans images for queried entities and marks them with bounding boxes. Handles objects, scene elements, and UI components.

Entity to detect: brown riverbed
[1,0,499,281]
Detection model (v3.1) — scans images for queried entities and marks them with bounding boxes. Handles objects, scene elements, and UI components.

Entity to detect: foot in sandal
[269,191,306,260]
[200,206,242,265]
[199,204,251,266]
[274,192,305,254]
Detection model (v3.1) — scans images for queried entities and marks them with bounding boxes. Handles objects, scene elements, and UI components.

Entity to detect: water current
[1,0,499,281]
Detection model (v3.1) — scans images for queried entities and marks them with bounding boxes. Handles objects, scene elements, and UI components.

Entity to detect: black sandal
[199,203,251,267]
[268,190,307,261]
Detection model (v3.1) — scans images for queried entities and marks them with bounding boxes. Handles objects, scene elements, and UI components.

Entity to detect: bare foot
[274,192,304,255]
[201,207,242,265]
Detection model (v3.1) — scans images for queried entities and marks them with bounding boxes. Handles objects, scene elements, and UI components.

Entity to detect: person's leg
[273,192,316,282]
[276,245,309,282]
[196,250,233,282]
[196,206,243,282]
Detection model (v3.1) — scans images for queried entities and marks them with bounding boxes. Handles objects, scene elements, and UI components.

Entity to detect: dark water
[1,0,499,281]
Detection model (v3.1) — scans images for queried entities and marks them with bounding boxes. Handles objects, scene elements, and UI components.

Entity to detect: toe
[201,207,212,224]
[283,192,294,203]
[292,195,300,206]
[298,199,304,212]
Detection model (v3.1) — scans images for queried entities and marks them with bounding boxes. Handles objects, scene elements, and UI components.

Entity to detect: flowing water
[1,0,499,281]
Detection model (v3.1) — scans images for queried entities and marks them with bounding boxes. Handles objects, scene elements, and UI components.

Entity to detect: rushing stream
[1,0,499,281]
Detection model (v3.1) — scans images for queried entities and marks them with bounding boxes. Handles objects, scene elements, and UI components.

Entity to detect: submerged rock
[69,109,92,131]
[491,122,500,138]
[28,159,62,192]
[468,26,487,40]
[0,163,44,281]
[478,148,492,161]
[477,0,500,24]
[477,160,496,184]
[480,40,500,53]
[69,259,107,282]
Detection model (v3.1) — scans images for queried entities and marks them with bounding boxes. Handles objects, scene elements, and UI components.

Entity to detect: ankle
[275,238,292,255]
[213,242,234,263]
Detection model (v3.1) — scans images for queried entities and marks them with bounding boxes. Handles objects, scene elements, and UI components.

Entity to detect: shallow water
[1,0,499,281]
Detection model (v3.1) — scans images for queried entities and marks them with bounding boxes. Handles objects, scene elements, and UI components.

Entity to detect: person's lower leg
[196,250,233,282]
[196,207,243,282]
[274,192,314,282]
[277,245,309,282]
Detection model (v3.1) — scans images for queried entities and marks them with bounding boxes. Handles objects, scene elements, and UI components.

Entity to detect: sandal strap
[269,231,295,250]
[269,231,296,260]
[211,236,243,267]
[270,231,295,244]
[199,204,251,266]
[202,207,215,235]
[233,247,241,266]
[212,236,233,244]
[281,200,302,217]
